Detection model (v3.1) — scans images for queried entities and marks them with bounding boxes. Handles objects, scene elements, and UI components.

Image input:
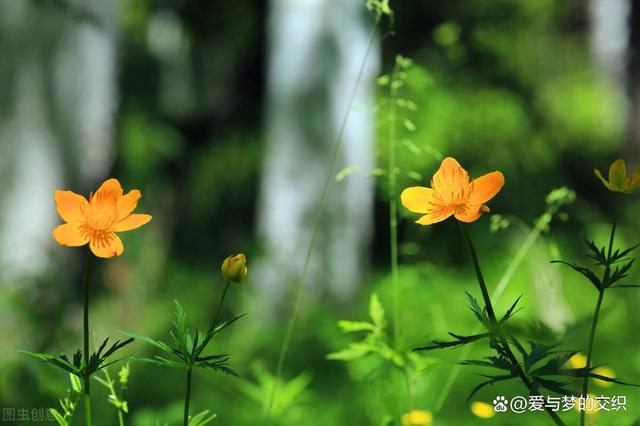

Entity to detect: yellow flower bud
[221,253,248,283]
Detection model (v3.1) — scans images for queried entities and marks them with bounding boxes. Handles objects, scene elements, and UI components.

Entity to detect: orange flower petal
[54,191,88,223]
[117,190,142,219]
[431,157,468,192]
[400,187,435,214]
[92,178,123,207]
[89,232,124,258]
[468,171,505,204]
[416,211,451,225]
[53,223,89,247]
[454,205,489,223]
[112,214,152,232]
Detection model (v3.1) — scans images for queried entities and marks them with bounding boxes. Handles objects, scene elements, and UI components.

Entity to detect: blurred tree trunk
[257,0,379,305]
[628,0,640,154]
[0,0,117,283]
[588,0,640,155]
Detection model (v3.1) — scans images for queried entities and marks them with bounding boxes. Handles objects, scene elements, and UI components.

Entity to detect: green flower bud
[221,253,248,283]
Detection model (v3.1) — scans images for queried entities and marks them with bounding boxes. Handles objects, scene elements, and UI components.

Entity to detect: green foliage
[189,410,217,426]
[328,293,405,368]
[236,361,312,420]
[49,374,82,426]
[21,337,134,379]
[123,300,241,375]
[553,225,639,291]
[94,363,132,425]
[416,287,640,402]
[366,0,393,21]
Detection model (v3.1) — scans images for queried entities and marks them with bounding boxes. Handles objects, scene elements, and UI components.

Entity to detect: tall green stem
[263,20,380,424]
[183,367,193,426]
[388,62,400,347]
[458,223,565,426]
[82,249,92,426]
[580,217,616,426]
[186,280,233,424]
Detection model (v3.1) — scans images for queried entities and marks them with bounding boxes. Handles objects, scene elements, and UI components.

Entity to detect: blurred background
[1,0,640,424]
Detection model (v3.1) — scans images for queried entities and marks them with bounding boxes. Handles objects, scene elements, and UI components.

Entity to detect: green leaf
[327,343,373,361]
[369,293,386,330]
[120,332,172,354]
[337,321,376,333]
[189,410,217,426]
[500,295,523,324]
[413,332,491,351]
[20,351,81,376]
[69,374,82,394]
[49,409,67,426]
[551,260,602,290]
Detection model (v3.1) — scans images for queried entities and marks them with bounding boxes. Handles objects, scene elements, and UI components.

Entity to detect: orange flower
[401,157,504,225]
[53,178,152,258]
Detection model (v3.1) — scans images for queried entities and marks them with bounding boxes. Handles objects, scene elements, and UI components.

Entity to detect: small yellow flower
[53,178,152,258]
[593,366,615,388]
[574,394,598,416]
[400,410,432,426]
[594,159,640,193]
[567,353,587,369]
[566,354,615,387]
[221,253,248,283]
[401,157,504,225]
[470,401,495,419]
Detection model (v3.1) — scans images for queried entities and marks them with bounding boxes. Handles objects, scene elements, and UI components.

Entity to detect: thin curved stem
[82,249,92,426]
[262,19,380,424]
[211,281,232,333]
[458,223,565,426]
[194,281,232,360]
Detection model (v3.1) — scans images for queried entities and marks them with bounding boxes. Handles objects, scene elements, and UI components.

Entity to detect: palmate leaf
[608,243,640,264]
[465,292,489,327]
[467,373,516,402]
[20,351,82,376]
[528,351,578,376]
[608,259,635,287]
[530,376,573,396]
[197,359,238,376]
[509,339,564,372]
[500,295,523,324]
[460,355,512,371]
[413,332,491,351]
[551,260,602,290]
[585,240,607,265]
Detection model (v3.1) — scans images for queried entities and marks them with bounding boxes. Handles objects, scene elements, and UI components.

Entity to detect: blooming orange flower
[53,178,152,258]
[401,157,504,225]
